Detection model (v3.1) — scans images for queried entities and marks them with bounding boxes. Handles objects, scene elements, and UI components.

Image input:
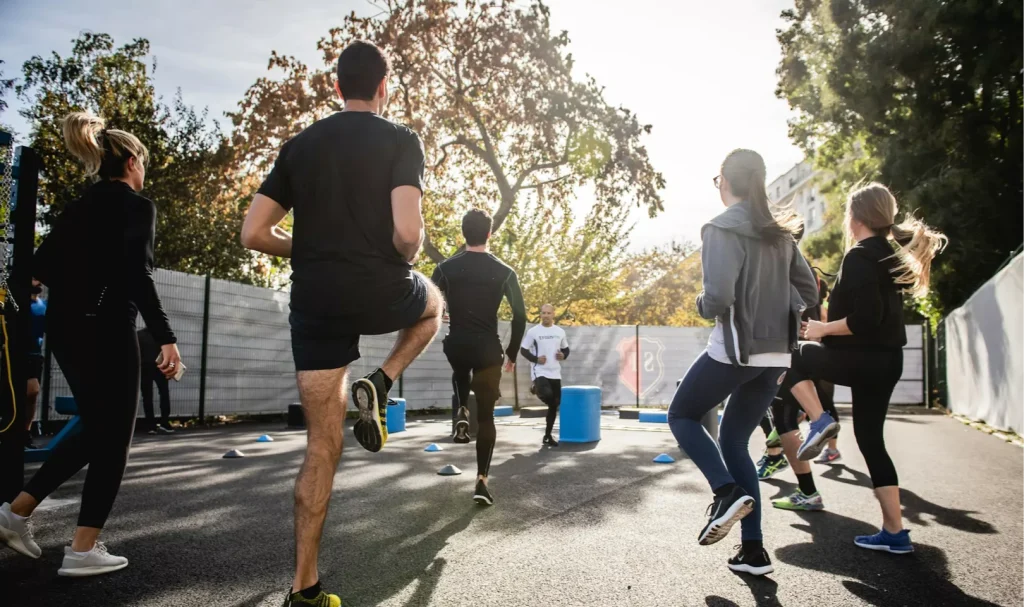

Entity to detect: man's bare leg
[292,367,347,594]
[791,379,825,421]
[380,280,444,381]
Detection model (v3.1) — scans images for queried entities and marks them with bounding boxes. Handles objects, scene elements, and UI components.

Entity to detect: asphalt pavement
[2,407,1021,606]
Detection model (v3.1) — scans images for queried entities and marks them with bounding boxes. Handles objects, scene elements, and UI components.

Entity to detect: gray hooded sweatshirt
[697,200,819,366]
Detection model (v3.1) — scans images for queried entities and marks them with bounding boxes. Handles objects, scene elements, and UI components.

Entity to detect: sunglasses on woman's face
[713,175,722,189]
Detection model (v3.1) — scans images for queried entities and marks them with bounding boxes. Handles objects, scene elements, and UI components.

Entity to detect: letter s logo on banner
[616,336,665,400]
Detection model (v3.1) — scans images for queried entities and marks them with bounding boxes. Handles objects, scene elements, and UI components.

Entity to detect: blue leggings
[668,352,786,541]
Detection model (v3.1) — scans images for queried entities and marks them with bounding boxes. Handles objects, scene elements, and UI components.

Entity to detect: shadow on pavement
[775,510,1000,606]
[821,464,996,534]
[3,423,676,607]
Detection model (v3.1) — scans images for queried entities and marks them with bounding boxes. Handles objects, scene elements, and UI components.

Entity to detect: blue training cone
[257,434,274,443]
[653,453,675,464]
[424,443,443,452]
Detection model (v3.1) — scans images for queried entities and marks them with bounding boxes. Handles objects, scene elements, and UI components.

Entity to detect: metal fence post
[635,324,640,408]
[198,274,211,424]
[922,323,930,408]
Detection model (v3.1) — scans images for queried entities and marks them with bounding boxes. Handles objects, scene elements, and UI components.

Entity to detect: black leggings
[24,318,140,528]
[444,335,503,477]
[783,342,903,488]
[141,365,170,429]
[771,379,838,435]
[534,377,561,436]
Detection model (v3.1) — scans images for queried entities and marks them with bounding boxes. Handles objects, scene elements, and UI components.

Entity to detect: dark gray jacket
[696,201,819,366]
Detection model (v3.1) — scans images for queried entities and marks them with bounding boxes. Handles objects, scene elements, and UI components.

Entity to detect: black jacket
[824,236,906,350]
[34,180,175,345]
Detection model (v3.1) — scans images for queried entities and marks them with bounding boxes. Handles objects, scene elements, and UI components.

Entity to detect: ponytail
[62,111,148,179]
[890,215,948,298]
[846,183,948,298]
[721,149,801,245]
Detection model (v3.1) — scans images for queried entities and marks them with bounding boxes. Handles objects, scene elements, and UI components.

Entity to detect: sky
[0,0,803,248]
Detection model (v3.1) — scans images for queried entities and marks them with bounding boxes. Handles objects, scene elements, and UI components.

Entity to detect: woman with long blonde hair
[784,182,947,554]
[0,112,181,576]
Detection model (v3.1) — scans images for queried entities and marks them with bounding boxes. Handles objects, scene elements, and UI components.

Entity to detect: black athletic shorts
[27,354,43,381]
[290,271,431,371]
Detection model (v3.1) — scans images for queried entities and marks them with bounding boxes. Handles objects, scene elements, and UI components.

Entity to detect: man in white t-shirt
[519,304,570,446]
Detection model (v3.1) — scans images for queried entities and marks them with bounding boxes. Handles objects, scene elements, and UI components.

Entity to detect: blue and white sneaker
[797,412,839,461]
[854,528,914,554]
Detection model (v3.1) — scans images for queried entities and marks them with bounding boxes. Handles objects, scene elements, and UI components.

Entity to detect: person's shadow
[706,574,780,607]
[774,509,1000,606]
[820,464,996,534]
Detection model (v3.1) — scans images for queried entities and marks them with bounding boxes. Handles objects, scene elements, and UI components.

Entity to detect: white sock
[7,508,27,521]
[72,548,92,557]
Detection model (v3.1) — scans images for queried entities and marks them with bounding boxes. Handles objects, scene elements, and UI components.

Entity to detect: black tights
[784,342,903,488]
[444,336,503,477]
[24,318,140,528]
[534,377,562,436]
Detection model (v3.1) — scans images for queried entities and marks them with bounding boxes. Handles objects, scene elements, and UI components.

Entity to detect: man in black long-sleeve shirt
[431,208,527,506]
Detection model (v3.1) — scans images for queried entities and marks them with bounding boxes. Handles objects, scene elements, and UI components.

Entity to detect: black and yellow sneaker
[352,369,389,453]
[283,587,341,607]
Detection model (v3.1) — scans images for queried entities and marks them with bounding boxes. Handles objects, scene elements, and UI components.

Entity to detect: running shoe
[57,542,128,577]
[727,545,774,576]
[543,435,559,447]
[757,454,790,480]
[854,528,914,554]
[698,485,755,546]
[814,447,842,464]
[797,412,839,461]
[771,490,824,511]
[352,369,389,453]
[765,427,781,449]
[283,588,342,606]
[0,502,41,558]
[473,480,494,506]
[454,406,471,444]
[155,424,175,435]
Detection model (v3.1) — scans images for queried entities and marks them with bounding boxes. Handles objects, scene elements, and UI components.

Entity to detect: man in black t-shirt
[431,209,527,506]
[240,40,442,607]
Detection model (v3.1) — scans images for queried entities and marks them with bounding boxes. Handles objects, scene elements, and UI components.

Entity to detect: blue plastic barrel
[387,398,407,434]
[559,386,601,443]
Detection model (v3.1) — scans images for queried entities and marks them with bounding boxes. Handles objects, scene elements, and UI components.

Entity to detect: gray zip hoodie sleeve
[695,225,744,320]
[790,243,819,311]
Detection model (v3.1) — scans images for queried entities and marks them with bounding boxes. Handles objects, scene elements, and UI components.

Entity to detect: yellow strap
[0,288,18,433]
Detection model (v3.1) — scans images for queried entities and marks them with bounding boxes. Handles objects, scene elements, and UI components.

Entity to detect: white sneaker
[58,541,128,577]
[0,502,41,558]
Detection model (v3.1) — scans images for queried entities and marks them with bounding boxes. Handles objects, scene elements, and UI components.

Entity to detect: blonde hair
[62,112,148,179]
[721,149,802,244]
[846,183,948,297]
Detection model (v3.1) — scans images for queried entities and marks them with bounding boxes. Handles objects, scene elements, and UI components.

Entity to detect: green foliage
[777,0,1023,314]
[14,33,260,283]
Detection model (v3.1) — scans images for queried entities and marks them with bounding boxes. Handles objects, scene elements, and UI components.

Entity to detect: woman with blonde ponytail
[0,112,181,577]
[780,182,947,555]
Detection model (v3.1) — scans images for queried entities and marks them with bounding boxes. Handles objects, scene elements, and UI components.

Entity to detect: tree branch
[512,122,578,192]
[422,229,446,263]
[518,174,572,191]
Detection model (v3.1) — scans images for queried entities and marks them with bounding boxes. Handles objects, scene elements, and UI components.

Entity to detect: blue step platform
[494,405,514,417]
[638,410,669,423]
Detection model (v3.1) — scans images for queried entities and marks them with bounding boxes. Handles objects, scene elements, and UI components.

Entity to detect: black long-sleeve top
[823,235,906,350]
[34,180,176,345]
[430,250,526,361]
